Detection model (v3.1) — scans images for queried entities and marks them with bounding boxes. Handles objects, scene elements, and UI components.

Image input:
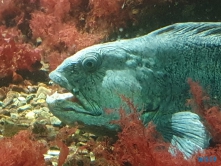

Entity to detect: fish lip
[49,71,73,92]
[46,91,74,104]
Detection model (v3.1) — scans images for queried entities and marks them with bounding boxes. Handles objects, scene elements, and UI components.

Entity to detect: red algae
[56,140,69,166]
[188,78,221,144]
[55,127,78,166]
[188,79,221,165]
[0,26,41,78]
[92,96,191,166]
[0,0,174,74]
[0,130,47,166]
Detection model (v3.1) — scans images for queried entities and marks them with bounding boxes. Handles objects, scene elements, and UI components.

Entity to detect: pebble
[78,148,88,154]
[10,85,29,93]
[0,109,10,116]
[38,93,47,99]
[47,150,60,156]
[36,86,52,97]
[37,99,46,104]
[11,98,19,107]
[32,109,42,114]
[39,119,50,125]
[10,113,19,119]
[18,96,26,101]
[41,107,50,112]
[27,85,38,93]
[33,108,51,119]
[26,94,35,103]
[90,152,96,162]
[50,117,62,126]
[0,88,6,101]
[36,37,42,46]
[25,111,35,119]
[17,104,32,113]
[2,91,19,108]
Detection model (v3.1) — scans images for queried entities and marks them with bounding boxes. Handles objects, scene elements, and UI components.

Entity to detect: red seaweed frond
[0,130,47,166]
[55,126,78,166]
[188,78,221,144]
[0,26,41,78]
[188,79,221,165]
[96,95,191,166]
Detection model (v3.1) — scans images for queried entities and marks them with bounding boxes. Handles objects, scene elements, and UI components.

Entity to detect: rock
[10,113,19,119]
[2,91,19,108]
[47,150,60,156]
[90,152,96,162]
[3,120,29,137]
[36,86,51,97]
[33,108,51,119]
[36,37,42,46]
[37,93,47,99]
[32,121,48,135]
[26,94,35,103]
[25,111,35,119]
[27,85,38,93]
[41,107,50,112]
[17,104,32,113]
[36,98,46,104]
[17,100,26,107]
[78,148,88,154]
[0,109,10,116]
[0,88,6,101]
[32,109,42,114]
[39,119,50,125]
[11,98,19,108]
[10,85,29,93]
[50,116,62,126]
[17,96,26,101]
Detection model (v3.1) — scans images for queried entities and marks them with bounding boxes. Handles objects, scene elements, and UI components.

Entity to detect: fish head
[47,41,151,131]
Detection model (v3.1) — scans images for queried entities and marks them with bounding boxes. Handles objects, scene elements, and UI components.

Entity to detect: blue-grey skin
[47,22,221,158]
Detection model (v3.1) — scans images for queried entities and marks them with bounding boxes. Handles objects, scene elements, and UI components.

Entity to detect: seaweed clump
[92,96,192,166]
[0,26,41,79]
[188,79,221,165]
[92,88,221,166]
[0,130,47,166]
[0,0,166,72]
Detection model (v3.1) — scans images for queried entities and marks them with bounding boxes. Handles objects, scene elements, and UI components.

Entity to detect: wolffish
[46,22,221,158]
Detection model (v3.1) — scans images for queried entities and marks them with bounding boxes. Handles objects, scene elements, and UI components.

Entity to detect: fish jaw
[46,92,120,131]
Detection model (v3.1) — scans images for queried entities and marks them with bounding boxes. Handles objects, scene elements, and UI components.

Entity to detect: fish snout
[49,71,73,91]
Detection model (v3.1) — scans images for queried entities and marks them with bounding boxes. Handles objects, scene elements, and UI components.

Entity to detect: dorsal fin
[150,22,221,38]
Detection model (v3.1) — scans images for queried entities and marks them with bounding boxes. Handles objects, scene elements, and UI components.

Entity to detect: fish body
[47,22,221,158]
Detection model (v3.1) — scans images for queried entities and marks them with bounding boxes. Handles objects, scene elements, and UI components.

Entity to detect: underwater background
[0,0,221,165]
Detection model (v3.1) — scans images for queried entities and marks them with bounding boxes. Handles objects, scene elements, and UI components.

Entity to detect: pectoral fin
[156,111,211,158]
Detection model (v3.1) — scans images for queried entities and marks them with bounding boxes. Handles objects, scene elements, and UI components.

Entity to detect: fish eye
[82,56,99,72]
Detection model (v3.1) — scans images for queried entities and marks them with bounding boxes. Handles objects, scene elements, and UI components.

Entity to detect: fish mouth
[47,71,102,116]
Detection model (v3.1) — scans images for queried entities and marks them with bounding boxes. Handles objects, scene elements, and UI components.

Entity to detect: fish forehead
[55,40,143,81]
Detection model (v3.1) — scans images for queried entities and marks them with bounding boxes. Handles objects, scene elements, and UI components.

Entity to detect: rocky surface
[0,80,108,166]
